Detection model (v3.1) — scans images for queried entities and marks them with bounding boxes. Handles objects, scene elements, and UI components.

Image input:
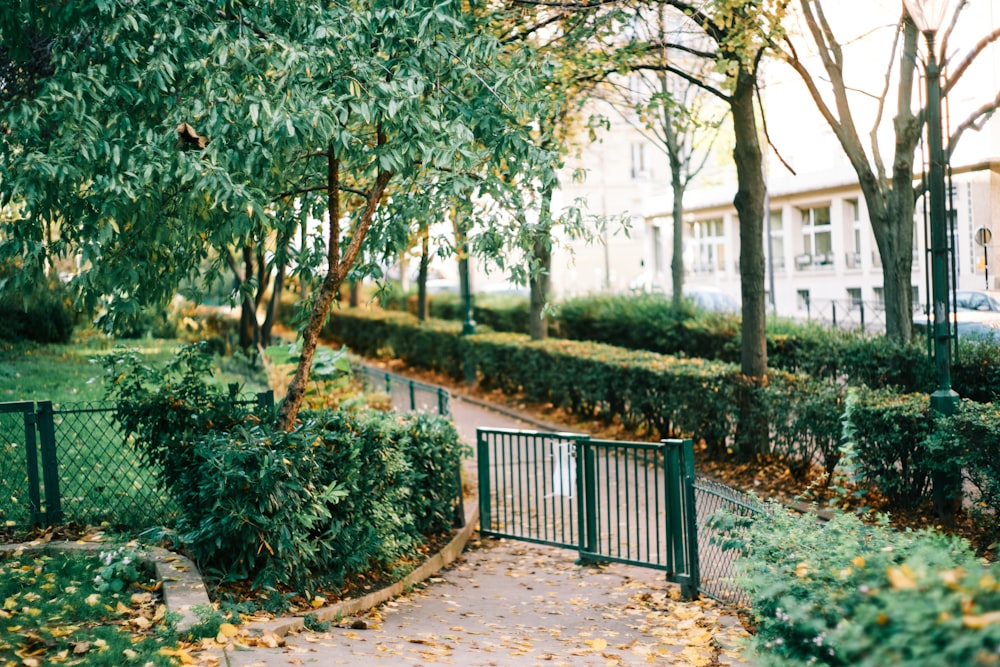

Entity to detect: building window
[848,198,862,268]
[690,219,726,274]
[873,287,884,310]
[767,210,785,269]
[631,143,646,180]
[797,289,810,311]
[800,205,833,266]
[847,288,862,309]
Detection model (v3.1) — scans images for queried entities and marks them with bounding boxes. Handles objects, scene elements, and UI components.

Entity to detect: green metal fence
[354,363,450,416]
[476,427,764,606]
[691,476,764,607]
[476,428,700,599]
[0,392,273,531]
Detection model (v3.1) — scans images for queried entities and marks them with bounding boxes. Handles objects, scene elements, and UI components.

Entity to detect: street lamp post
[904,0,960,415]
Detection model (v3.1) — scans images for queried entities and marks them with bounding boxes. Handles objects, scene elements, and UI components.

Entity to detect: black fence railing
[801,298,887,333]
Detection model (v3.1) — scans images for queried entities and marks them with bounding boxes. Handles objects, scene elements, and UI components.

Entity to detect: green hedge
[399,292,956,393]
[0,276,75,344]
[327,307,1000,522]
[323,308,850,462]
[729,503,1000,667]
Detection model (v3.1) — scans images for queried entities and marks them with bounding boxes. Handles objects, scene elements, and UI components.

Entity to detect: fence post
[408,380,416,411]
[438,388,449,416]
[476,429,492,536]
[860,302,866,333]
[664,440,682,576]
[22,405,42,527]
[831,302,838,328]
[453,461,466,528]
[679,438,700,601]
[664,439,700,600]
[35,402,62,526]
[256,390,275,412]
[575,437,597,564]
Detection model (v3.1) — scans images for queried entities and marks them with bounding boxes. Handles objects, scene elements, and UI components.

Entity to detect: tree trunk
[731,66,769,459]
[417,225,430,321]
[277,149,392,430]
[669,152,686,313]
[260,261,284,348]
[529,184,554,341]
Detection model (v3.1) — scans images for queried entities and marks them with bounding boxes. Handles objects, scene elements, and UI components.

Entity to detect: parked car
[913,290,1000,341]
[682,286,741,313]
[630,274,741,314]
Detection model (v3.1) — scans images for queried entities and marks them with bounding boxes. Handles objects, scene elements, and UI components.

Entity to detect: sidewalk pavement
[219,394,753,667]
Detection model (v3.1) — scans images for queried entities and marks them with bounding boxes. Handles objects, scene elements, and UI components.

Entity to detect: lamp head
[902,0,949,34]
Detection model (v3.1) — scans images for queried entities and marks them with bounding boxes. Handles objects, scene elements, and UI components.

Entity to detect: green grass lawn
[0,547,181,666]
[0,329,268,404]
[0,329,271,531]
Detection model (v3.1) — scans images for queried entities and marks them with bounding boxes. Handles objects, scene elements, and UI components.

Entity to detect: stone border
[0,540,211,631]
[1,502,479,637]
[244,502,480,638]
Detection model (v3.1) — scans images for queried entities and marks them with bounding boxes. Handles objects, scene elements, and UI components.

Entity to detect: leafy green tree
[616,0,788,455]
[0,0,548,427]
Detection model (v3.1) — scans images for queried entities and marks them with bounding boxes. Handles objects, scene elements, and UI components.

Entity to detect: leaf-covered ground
[221,537,750,667]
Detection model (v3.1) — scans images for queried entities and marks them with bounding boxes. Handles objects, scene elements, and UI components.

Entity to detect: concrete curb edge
[0,540,211,632]
[243,501,481,638]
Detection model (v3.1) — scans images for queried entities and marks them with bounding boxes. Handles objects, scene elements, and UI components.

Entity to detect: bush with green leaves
[727,502,1000,666]
[842,386,937,508]
[760,373,845,479]
[0,270,75,344]
[427,291,531,334]
[104,344,467,592]
[934,401,1000,543]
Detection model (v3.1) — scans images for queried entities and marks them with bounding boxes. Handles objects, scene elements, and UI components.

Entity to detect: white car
[914,290,1000,340]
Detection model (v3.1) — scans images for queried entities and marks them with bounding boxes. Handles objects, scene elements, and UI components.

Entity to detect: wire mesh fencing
[1,392,273,531]
[692,476,765,607]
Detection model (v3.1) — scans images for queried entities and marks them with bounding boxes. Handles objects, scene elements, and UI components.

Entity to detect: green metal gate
[476,428,700,599]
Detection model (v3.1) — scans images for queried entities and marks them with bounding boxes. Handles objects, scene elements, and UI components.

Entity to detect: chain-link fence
[0,392,273,531]
[691,476,764,607]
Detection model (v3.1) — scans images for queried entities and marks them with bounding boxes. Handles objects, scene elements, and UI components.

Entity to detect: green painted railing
[476,428,700,599]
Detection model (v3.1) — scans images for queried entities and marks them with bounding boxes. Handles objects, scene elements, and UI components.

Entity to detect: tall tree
[776,0,1000,341]
[0,0,548,428]
[616,0,788,454]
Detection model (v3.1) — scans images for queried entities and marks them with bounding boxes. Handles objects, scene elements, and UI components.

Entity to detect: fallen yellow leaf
[218,622,239,638]
[962,611,1000,629]
[887,565,918,590]
[585,638,608,651]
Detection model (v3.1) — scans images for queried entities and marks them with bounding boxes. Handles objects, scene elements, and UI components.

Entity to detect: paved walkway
[219,393,752,667]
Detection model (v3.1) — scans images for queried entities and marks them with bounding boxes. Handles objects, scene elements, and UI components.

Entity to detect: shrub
[935,401,1000,544]
[0,274,75,343]
[428,291,531,333]
[842,387,936,508]
[104,344,467,591]
[762,373,845,479]
[729,502,1000,667]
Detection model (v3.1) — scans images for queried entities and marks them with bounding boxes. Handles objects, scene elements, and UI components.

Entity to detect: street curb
[241,501,481,638]
[0,540,211,632]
